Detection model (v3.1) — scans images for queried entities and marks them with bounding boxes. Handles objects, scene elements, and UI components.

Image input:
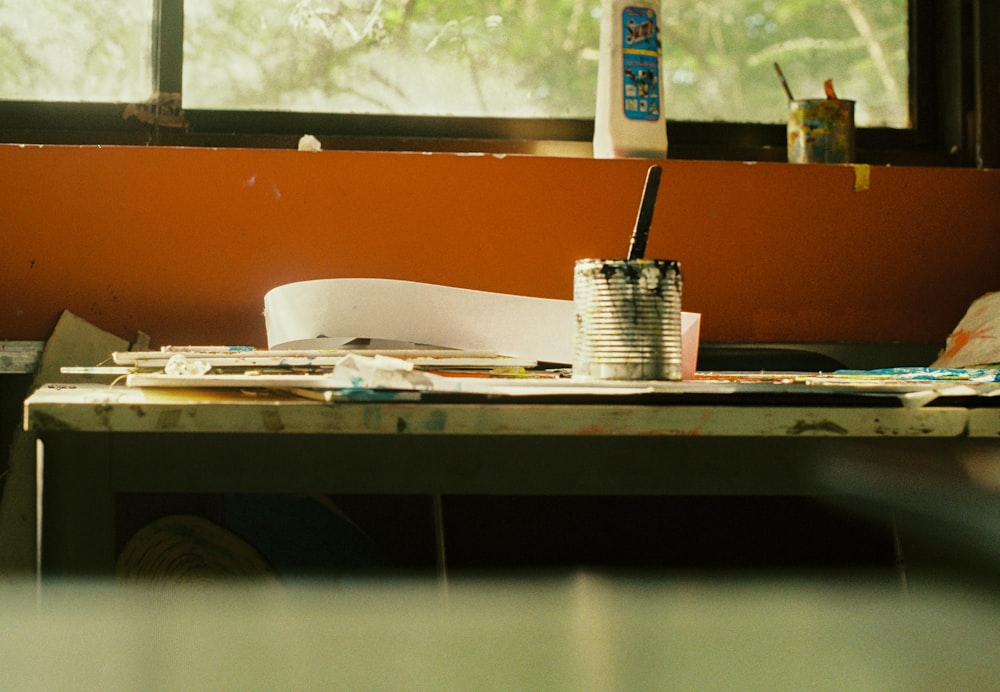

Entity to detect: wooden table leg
[38,433,117,578]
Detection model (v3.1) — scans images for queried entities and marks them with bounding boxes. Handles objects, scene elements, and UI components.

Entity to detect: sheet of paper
[265,278,700,370]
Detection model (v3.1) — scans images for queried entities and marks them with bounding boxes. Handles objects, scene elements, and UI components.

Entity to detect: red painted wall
[2,144,998,347]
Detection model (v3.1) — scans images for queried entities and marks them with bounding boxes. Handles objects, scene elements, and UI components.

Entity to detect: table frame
[26,383,1000,577]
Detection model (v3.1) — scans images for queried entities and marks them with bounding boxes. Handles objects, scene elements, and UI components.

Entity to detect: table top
[24,379,1000,438]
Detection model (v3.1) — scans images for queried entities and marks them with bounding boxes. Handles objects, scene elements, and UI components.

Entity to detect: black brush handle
[628,164,662,261]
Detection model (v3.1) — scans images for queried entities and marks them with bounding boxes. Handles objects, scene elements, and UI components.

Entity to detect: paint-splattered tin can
[787,99,855,164]
[573,258,683,381]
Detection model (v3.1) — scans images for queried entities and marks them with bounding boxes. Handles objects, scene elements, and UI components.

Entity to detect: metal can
[573,258,683,381]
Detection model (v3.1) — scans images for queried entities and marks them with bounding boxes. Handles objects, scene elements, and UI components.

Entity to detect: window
[181,0,907,127]
[0,1,993,166]
[0,1,153,103]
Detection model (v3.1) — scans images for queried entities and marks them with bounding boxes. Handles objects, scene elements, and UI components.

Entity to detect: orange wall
[2,144,998,348]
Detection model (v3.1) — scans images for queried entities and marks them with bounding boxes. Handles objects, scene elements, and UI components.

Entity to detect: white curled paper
[264,278,701,374]
[264,278,578,363]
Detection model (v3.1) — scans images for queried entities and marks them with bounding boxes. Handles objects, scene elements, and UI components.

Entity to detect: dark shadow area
[118,494,897,578]
[0,373,33,498]
[697,345,846,372]
[440,495,896,572]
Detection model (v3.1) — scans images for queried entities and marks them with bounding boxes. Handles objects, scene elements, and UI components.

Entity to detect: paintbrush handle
[774,62,795,102]
[628,164,662,261]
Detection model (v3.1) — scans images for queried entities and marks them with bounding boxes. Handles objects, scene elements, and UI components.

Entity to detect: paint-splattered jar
[573,258,683,381]
[787,99,855,164]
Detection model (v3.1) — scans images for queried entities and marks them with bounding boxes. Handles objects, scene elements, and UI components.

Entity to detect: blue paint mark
[835,367,1000,382]
[339,389,412,402]
[423,410,447,431]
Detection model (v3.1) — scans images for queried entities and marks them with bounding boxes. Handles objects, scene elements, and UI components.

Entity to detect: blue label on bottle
[621,6,661,121]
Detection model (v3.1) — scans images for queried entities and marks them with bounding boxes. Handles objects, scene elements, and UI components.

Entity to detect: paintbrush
[627,164,662,261]
[773,62,795,101]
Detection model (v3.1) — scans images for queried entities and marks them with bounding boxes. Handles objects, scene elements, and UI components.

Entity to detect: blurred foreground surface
[4,570,999,690]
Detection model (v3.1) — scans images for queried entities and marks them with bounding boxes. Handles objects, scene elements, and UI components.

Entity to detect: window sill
[0,102,969,167]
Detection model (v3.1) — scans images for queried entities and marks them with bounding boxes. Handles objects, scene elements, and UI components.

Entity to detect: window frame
[0,0,994,168]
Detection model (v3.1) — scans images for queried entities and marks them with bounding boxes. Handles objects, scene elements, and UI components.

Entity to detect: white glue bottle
[593,0,668,159]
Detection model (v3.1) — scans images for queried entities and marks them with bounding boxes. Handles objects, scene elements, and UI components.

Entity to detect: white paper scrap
[164,354,212,376]
[334,352,433,389]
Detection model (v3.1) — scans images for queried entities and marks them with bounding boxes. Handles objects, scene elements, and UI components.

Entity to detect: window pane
[664,0,909,127]
[182,0,907,128]
[184,0,597,118]
[0,0,153,103]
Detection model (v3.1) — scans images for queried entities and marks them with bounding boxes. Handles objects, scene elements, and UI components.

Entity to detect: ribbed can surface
[573,259,683,381]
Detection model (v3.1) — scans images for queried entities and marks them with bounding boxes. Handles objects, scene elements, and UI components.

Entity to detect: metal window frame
[0,0,994,167]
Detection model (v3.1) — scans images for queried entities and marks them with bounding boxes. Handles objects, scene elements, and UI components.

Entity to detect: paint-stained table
[24,380,1000,576]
